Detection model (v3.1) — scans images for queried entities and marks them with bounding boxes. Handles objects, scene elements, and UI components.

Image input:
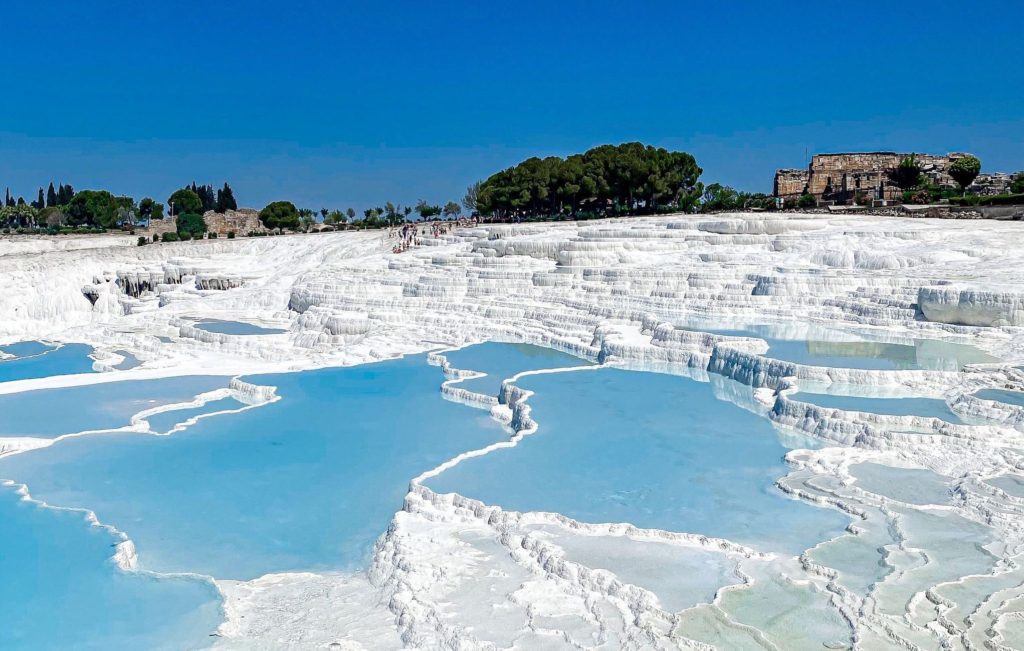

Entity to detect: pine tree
[46,182,57,207]
[216,182,237,212]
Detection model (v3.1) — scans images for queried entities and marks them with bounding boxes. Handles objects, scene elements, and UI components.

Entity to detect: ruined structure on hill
[774,152,970,204]
[139,208,267,238]
[202,208,266,235]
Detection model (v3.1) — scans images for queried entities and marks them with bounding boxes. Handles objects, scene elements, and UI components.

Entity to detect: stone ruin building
[773,152,971,205]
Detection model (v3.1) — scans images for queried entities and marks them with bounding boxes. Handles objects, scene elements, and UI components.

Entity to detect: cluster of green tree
[4,182,76,210]
[166,182,236,216]
[699,184,779,212]
[468,143,703,220]
[0,180,174,232]
[294,199,463,232]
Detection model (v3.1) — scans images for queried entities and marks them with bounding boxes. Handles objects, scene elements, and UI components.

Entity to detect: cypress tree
[216,182,237,212]
[4,188,12,207]
[46,182,57,207]
[57,184,75,205]
[32,188,45,209]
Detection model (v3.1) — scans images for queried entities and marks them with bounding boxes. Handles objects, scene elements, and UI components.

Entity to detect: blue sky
[1,0,1021,209]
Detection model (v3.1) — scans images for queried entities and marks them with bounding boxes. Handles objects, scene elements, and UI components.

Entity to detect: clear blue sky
[2,0,1021,209]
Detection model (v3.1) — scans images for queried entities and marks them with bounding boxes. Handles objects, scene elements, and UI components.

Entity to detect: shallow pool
[113,350,142,370]
[0,342,96,382]
[442,342,589,397]
[792,392,965,424]
[427,367,849,554]
[0,354,508,580]
[0,484,220,651]
[0,376,229,438]
[192,319,287,335]
[850,462,952,505]
[975,388,1024,409]
[690,323,997,371]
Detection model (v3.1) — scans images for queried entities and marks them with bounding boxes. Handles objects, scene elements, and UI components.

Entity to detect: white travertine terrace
[1,212,1023,650]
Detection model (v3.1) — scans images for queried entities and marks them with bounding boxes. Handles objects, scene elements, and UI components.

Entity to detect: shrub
[1010,174,1024,194]
[137,236,148,246]
[797,193,817,208]
[152,234,159,242]
[208,231,218,239]
[227,230,235,239]
[162,231,179,242]
[175,212,207,238]
[949,193,1024,206]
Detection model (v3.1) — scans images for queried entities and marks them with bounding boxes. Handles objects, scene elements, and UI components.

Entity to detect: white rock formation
[2,213,1024,650]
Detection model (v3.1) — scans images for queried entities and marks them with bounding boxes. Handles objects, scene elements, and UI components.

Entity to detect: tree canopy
[890,155,923,190]
[415,200,442,218]
[168,188,202,215]
[949,155,982,191]
[259,200,300,230]
[475,143,702,219]
[65,190,131,228]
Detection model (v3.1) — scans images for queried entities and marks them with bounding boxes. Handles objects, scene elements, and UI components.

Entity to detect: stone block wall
[202,208,266,236]
[774,152,972,203]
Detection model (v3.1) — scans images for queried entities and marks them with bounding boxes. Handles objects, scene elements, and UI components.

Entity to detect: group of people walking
[389,219,475,254]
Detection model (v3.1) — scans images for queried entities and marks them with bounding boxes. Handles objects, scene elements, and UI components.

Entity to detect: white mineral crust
[1,213,1024,649]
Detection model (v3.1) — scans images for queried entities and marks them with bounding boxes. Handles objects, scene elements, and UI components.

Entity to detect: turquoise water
[975,388,1024,408]
[145,396,245,434]
[193,320,287,335]
[428,367,849,554]
[793,392,965,424]
[0,485,220,651]
[0,355,509,579]
[0,342,96,382]
[0,376,229,438]
[443,342,588,397]
[1,341,54,358]
[693,324,996,371]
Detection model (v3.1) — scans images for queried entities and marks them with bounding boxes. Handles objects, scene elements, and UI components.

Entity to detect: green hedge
[951,193,1024,206]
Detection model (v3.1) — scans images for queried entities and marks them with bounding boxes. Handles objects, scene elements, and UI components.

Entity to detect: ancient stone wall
[202,209,266,236]
[773,169,809,197]
[138,208,267,238]
[774,152,971,203]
